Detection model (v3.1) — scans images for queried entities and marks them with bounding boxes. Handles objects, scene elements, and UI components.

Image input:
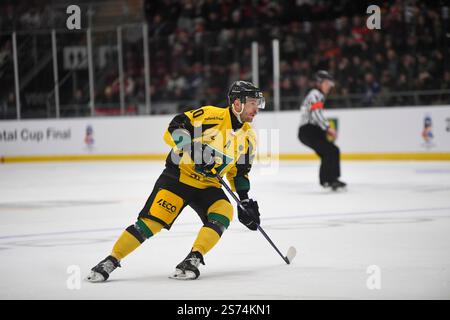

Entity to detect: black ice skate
[330,180,347,191]
[321,180,347,191]
[321,181,331,188]
[86,255,121,282]
[169,251,205,280]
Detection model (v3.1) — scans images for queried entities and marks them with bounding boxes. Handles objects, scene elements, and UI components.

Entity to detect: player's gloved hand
[193,142,217,176]
[238,199,260,231]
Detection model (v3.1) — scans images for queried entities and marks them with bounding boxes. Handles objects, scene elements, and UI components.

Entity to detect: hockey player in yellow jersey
[87,81,265,281]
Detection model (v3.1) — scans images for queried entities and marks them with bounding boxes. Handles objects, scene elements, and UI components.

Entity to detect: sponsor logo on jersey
[157,198,177,213]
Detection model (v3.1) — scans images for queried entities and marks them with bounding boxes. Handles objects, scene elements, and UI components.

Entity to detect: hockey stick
[212,170,296,264]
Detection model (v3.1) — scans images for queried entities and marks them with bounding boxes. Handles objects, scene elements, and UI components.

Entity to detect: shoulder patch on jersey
[204,116,224,121]
[206,106,229,118]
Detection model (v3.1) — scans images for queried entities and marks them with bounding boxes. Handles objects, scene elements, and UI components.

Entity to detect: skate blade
[169,269,198,280]
[331,186,347,192]
[322,184,347,192]
[85,271,106,283]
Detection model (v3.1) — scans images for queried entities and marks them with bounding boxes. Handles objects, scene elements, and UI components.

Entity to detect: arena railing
[1,25,449,120]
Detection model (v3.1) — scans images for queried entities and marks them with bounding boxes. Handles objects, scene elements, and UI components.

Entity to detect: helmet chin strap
[232,102,245,123]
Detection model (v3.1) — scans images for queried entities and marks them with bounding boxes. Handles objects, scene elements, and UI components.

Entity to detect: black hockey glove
[193,142,217,176]
[238,199,260,231]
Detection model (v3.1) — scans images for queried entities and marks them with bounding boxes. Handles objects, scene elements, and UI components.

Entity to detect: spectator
[362,73,381,106]
[1,0,449,117]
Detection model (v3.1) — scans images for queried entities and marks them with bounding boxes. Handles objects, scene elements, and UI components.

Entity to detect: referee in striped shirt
[298,70,346,191]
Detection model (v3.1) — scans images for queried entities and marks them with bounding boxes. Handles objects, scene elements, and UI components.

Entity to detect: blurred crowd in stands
[1,0,450,117]
[0,0,66,31]
[143,0,450,109]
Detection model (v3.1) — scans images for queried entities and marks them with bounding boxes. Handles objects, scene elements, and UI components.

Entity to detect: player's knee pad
[204,219,226,236]
[205,199,233,236]
[127,218,163,242]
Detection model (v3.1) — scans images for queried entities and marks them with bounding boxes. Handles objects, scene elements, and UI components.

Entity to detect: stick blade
[285,246,297,264]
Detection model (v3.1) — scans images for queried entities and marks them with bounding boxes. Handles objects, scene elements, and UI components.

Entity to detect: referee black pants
[298,124,341,185]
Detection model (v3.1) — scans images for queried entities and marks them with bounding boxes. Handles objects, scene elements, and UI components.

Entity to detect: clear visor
[238,93,266,109]
[253,92,265,109]
[244,97,265,109]
[257,97,266,109]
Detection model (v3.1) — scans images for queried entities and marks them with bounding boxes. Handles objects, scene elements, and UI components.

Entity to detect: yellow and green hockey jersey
[162,105,256,195]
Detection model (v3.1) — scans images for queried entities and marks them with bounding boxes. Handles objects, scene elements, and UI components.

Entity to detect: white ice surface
[0,161,450,299]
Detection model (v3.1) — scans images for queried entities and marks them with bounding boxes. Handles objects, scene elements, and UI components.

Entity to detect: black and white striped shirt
[299,89,329,130]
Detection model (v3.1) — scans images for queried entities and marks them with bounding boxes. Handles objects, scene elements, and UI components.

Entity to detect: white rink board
[254,105,450,154]
[1,105,450,157]
[0,114,173,156]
